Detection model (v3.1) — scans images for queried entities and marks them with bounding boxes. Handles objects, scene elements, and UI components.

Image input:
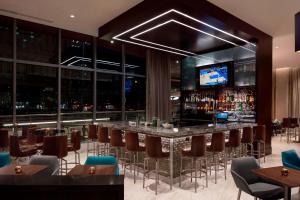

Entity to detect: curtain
[146,50,171,121]
[288,67,300,117]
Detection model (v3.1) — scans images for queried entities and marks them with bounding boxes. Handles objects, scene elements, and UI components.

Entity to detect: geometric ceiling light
[296,11,300,52]
[113,9,256,57]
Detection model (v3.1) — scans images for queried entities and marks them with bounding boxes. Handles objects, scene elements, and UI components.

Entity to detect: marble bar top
[99,121,256,138]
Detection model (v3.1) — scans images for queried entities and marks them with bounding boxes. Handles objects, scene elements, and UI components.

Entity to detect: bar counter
[100,121,256,189]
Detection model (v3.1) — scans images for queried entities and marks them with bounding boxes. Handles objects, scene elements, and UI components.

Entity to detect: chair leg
[191,159,193,182]
[133,153,136,184]
[237,189,241,200]
[143,158,146,189]
[179,155,183,187]
[195,159,198,193]
[258,143,261,165]
[214,154,218,184]
[155,159,159,195]
[205,158,208,187]
[263,142,266,163]
[224,152,227,180]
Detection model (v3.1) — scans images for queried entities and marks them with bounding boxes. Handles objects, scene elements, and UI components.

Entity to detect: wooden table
[67,165,116,175]
[252,166,300,200]
[0,164,48,175]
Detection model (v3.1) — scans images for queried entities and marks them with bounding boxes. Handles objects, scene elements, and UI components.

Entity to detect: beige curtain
[288,67,300,117]
[146,50,171,121]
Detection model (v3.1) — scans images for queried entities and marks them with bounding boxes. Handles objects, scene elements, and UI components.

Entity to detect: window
[0,16,13,58]
[125,76,146,111]
[0,62,12,124]
[97,40,122,72]
[61,31,93,68]
[61,69,93,120]
[16,64,57,122]
[17,20,58,63]
[125,45,146,75]
[97,73,122,111]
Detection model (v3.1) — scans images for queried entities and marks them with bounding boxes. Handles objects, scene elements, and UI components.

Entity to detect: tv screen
[199,64,228,86]
[125,79,132,92]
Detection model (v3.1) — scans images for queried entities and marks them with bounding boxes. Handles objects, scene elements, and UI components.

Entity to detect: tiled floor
[65,135,300,199]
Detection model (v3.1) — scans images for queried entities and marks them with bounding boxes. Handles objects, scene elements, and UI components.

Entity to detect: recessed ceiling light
[275,46,279,49]
[176,60,179,63]
[110,40,114,44]
[70,14,75,18]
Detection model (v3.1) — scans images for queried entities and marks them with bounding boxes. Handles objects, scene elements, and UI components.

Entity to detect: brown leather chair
[97,126,110,156]
[143,135,170,195]
[124,131,145,183]
[43,135,68,174]
[282,118,294,142]
[225,129,241,159]
[179,135,208,192]
[9,135,37,163]
[0,129,9,151]
[207,132,226,184]
[68,130,81,165]
[253,125,266,164]
[87,124,97,156]
[110,129,125,159]
[241,127,254,156]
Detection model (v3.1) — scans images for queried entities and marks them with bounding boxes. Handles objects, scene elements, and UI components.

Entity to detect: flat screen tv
[199,64,228,86]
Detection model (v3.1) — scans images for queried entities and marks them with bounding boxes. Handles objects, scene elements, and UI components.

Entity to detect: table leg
[169,138,174,190]
[284,186,291,200]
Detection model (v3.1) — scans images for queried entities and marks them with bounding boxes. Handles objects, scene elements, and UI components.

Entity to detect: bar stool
[143,135,170,195]
[253,125,266,164]
[67,130,81,165]
[241,127,254,156]
[43,135,68,174]
[290,118,298,141]
[109,129,126,165]
[225,129,241,160]
[207,132,226,184]
[0,129,9,151]
[124,131,145,183]
[179,135,208,192]
[87,124,97,156]
[9,135,37,163]
[97,126,110,156]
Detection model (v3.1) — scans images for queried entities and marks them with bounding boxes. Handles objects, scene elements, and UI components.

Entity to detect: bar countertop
[100,121,256,138]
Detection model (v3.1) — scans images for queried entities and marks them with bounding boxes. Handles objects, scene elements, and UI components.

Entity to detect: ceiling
[0,0,299,68]
[0,0,142,36]
[207,0,300,68]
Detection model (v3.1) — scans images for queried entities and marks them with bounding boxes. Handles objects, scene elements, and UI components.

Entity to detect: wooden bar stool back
[207,132,226,184]
[124,131,145,183]
[143,135,170,195]
[180,135,208,192]
[241,127,254,156]
[97,126,110,155]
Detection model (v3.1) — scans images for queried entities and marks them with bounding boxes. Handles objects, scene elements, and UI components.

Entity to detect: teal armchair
[281,150,300,171]
[84,156,119,175]
[0,152,11,168]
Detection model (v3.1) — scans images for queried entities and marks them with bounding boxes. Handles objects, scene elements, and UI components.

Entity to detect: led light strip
[171,9,256,47]
[3,118,111,127]
[132,20,255,54]
[61,56,140,68]
[113,9,256,56]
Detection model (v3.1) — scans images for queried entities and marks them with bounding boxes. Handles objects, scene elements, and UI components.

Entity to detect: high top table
[100,121,256,190]
[253,166,300,200]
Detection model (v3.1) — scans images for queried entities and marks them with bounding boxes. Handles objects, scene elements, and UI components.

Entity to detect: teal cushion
[84,156,119,175]
[282,150,300,170]
[0,152,11,168]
